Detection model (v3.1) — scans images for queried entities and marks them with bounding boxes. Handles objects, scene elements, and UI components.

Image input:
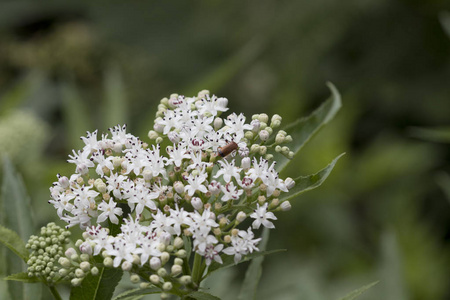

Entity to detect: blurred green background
[1,1,450,299]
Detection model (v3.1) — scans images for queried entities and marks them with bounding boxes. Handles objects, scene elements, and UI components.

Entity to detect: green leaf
[4,272,40,283]
[205,249,285,278]
[103,64,128,127]
[238,227,270,300]
[113,287,161,300]
[0,225,29,262]
[279,153,345,202]
[70,267,123,300]
[338,281,378,300]
[184,291,221,300]
[274,82,341,173]
[1,156,39,300]
[439,11,450,39]
[436,172,450,204]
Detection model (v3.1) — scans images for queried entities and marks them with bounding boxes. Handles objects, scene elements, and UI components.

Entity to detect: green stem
[191,253,203,287]
[48,285,62,300]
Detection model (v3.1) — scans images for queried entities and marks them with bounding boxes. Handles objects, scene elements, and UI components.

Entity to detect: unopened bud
[191,197,203,210]
[171,264,182,276]
[176,249,187,258]
[150,257,162,270]
[161,252,170,265]
[75,268,85,278]
[122,261,132,271]
[157,268,167,277]
[231,229,239,236]
[280,201,292,211]
[58,176,70,189]
[173,237,184,249]
[180,275,192,285]
[259,130,270,141]
[236,211,246,223]
[91,267,99,276]
[80,262,91,272]
[130,274,140,283]
[149,274,160,284]
[214,118,223,130]
[103,257,113,267]
[241,157,251,169]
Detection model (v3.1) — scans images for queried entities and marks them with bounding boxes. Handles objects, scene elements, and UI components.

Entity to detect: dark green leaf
[338,281,378,300]
[184,291,221,300]
[1,156,38,300]
[279,153,345,202]
[4,272,40,283]
[70,267,123,300]
[274,82,341,173]
[0,225,28,262]
[436,172,450,204]
[206,249,285,278]
[238,228,270,300]
[113,287,161,300]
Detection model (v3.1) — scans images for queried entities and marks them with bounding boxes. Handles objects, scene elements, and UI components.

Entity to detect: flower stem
[48,285,62,300]
[191,253,203,288]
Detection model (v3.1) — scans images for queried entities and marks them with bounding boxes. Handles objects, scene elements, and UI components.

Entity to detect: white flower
[184,173,208,196]
[221,182,243,202]
[97,198,123,224]
[250,203,277,229]
[203,244,224,266]
[214,160,242,183]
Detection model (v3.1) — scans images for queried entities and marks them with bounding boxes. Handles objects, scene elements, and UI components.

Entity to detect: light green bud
[275,134,285,144]
[271,119,281,128]
[250,144,260,153]
[252,114,260,120]
[149,274,160,284]
[75,268,85,278]
[148,130,159,140]
[288,151,294,159]
[258,113,269,123]
[59,268,69,277]
[174,258,183,266]
[59,257,71,268]
[244,131,254,140]
[140,282,151,289]
[173,237,184,249]
[130,274,140,283]
[122,261,132,272]
[157,268,168,277]
[161,252,170,265]
[284,135,293,143]
[176,250,187,258]
[80,253,90,262]
[156,137,163,144]
[259,122,267,130]
[162,282,173,291]
[161,293,169,300]
[80,261,91,272]
[171,264,182,276]
[91,267,99,276]
[265,154,273,160]
[71,278,82,287]
[259,146,267,155]
[160,97,169,106]
[103,257,113,268]
[179,275,192,285]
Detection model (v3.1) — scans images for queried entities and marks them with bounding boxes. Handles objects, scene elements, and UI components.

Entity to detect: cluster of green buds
[25,222,71,283]
[248,113,294,160]
[59,242,100,287]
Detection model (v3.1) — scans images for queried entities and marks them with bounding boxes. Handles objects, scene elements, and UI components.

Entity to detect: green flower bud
[71,278,82,287]
[80,261,91,272]
[171,264,182,276]
[258,113,269,123]
[179,275,192,285]
[130,274,140,284]
[148,130,159,140]
[150,274,160,285]
[103,257,113,268]
[75,268,85,278]
[157,268,167,278]
[162,282,173,291]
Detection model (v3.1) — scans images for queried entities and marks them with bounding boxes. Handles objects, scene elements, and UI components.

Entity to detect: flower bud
[80,261,91,272]
[171,264,182,276]
[285,177,295,190]
[59,268,69,277]
[251,119,260,132]
[76,163,89,175]
[157,268,168,277]
[217,97,228,109]
[79,242,92,256]
[284,135,293,143]
[148,130,159,140]
[149,274,160,284]
[161,252,170,265]
[265,154,273,160]
[258,113,268,123]
[173,237,184,249]
[288,151,294,159]
[91,267,99,276]
[176,250,187,258]
[65,248,77,258]
[180,275,192,285]
[236,211,246,223]
[162,282,173,291]
[259,130,270,141]
[71,278,82,287]
[156,137,163,144]
[275,133,285,144]
[58,176,70,189]
[250,144,260,154]
[130,274,140,283]
[153,122,164,133]
[122,261,132,271]
[280,201,292,211]
[59,257,71,268]
[168,131,180,143]
[241,157,251,169]
[140,282,151,289]
[259,146,267,155]
[275,145,282,152]
[244,131,254,140]
[224,235,231,243]
[103,257,113,268]
[214,117,223,130]
[150,257,162,270]
[75,268,85,278]
[191,197,203,210]
[231,229,239,236]
[271,119,281,128]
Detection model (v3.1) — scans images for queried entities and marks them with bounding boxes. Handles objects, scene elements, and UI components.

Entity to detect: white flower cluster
[48,91,295,274]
